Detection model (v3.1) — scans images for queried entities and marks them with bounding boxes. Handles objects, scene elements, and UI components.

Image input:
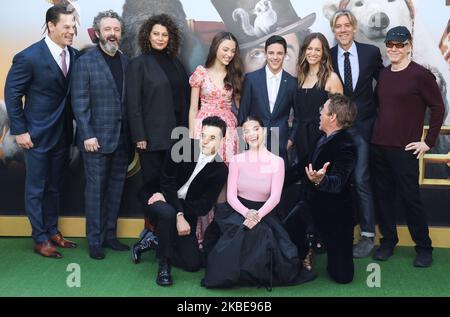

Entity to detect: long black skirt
[203,198,304,289]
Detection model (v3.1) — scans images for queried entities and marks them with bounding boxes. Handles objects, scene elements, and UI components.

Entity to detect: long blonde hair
[297,33,334,89]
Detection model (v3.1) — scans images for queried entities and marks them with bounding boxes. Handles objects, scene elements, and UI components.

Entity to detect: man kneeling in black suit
[285,94,357,284]
[133,116,228,286]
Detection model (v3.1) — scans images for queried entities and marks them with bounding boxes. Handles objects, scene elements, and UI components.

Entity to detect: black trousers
[370,145,433,253]
[138,150,167,193]
[145,201,202,272]
[284,200,354,284]
[348,128,375,236]
[317,219,354,284]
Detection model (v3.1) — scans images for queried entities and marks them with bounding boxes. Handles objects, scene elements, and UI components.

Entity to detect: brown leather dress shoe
[34,240,63,259]
[50,233,78,248]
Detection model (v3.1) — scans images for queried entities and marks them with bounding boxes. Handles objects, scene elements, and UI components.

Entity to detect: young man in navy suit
[71,10,130,260]
[329,10,384,258]
[4,4,78,258]
[238,35,298,163]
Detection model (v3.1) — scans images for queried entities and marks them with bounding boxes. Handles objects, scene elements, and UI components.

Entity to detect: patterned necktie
[343,52,353,94]
[60,50,68,77]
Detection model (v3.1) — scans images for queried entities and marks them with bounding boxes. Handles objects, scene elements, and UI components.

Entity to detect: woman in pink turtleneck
[226,118,285,226]
[203,117,316,290]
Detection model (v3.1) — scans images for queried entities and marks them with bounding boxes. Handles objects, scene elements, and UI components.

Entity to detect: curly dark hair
[138,14,180,57]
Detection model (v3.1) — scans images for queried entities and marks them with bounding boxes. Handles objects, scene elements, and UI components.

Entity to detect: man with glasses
[329,9,384,258]
[285,94,357,284]
[371,26,445,267]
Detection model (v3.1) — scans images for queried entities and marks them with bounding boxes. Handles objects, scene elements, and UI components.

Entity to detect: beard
[99,35,120,55]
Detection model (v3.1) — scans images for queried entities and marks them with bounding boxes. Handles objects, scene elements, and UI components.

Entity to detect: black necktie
[343,52,353,94]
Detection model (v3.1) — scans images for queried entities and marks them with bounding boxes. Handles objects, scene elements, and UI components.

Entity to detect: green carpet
[0,237,449,297]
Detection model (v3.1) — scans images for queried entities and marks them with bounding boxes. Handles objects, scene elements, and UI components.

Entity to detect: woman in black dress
[294,32,343,163]
[203,117,316,290]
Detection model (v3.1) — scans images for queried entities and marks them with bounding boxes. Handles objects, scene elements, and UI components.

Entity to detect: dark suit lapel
[354,42,365,93]
[119,53,127,105]
[65,46,76,80]
[40,39,65,87]
[312,130,341,165]
[272,71,288,117]
[257,68,271,116]
[94,47,120,99]
[331,46,343,83]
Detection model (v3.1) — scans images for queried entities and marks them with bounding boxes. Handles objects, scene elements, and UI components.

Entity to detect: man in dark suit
[4,4,78,258]
[285,94,357,284]
[133,116,228,286]
[71,10,130,260]
[238,35,298,163]
[329,9,384,258]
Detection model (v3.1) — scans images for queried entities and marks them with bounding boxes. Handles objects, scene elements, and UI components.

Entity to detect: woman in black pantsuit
[126,14,190,196]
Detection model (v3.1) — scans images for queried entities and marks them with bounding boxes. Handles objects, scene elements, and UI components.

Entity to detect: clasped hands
[243,209,260,230]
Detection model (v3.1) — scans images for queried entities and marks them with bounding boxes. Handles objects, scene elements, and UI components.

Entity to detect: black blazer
[126,53,190,151]
[286,129,356,224]
[160,139,228,226]
[331,42,383,141]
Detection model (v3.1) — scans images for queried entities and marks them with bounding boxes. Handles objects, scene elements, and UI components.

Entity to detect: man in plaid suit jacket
[71,10,130,260]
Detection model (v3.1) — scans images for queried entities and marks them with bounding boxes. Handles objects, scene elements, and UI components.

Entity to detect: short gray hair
[93,10,124,33]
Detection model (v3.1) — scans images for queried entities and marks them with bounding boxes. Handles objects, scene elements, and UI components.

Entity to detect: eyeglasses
[385,41,409,49]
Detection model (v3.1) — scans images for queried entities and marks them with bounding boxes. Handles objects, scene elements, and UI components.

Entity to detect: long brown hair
[205,32,244,98]
[297,32,334,89]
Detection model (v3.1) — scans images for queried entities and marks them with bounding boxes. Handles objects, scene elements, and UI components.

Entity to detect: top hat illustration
[211,0,316,50]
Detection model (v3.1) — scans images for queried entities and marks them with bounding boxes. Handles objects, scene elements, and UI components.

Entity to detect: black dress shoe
[297,267,318,284]
[414,252,433,268]
[89,245,105,260]
[103,239,130,251]
[156,262,173,286]
[373,247,394,261]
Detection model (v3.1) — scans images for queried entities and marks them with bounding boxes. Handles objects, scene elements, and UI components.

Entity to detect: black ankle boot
[156,258,172,286]
[131,229,158,264]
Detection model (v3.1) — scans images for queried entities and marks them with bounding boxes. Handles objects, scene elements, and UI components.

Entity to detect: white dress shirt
[45,36,70,72]
[265,65,282,113]
[177,152,215,200]
[337,42,359,91]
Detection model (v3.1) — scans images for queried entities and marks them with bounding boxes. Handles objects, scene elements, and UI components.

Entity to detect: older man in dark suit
[238,35,298,163]
[71,10,130,260]
[4,4,78,258]
[285,94,357,284]
[329,9,384,258]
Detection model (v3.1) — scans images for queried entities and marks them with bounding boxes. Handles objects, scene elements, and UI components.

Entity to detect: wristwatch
[176,212,184,217]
